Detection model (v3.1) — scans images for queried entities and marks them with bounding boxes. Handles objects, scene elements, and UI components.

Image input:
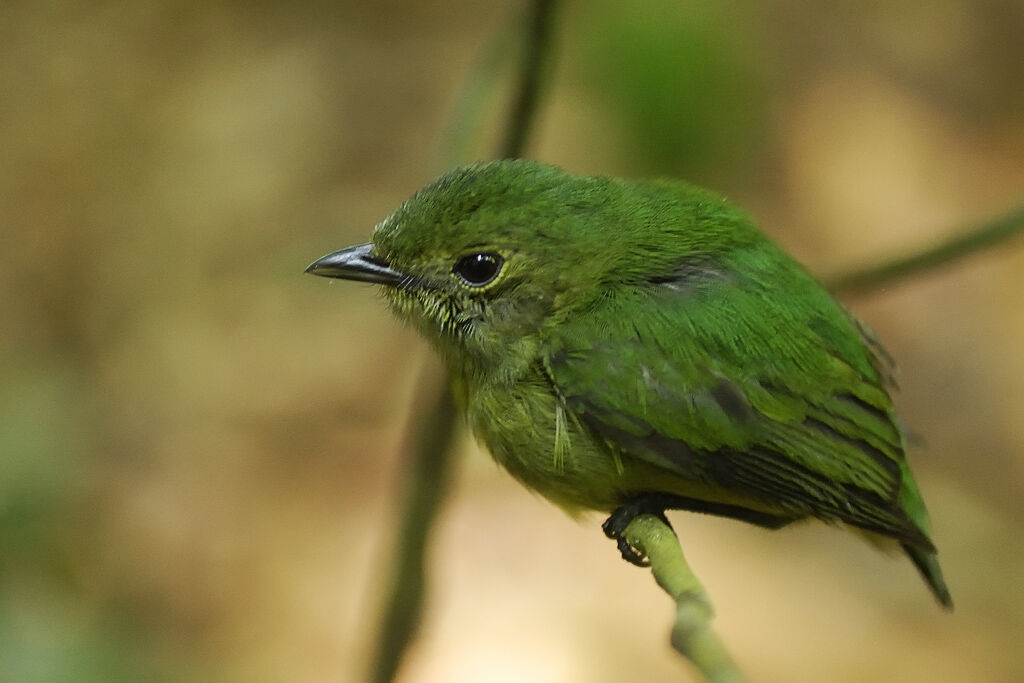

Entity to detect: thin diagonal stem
[827,205,1024,295]
[369,375,458,683]
[499,0,558,159]
[368,3,560,681]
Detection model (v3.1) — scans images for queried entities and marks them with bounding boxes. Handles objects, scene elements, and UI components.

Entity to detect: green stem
[368,3,560,681]
[369,376,458,683]
[499,0,558,159]
[826,205,1024,295]
[621,515,746,683]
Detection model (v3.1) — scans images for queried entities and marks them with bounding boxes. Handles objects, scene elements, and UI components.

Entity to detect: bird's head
[307,159,747,380]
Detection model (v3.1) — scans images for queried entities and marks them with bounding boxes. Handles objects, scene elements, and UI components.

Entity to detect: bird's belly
[466,380,760,515]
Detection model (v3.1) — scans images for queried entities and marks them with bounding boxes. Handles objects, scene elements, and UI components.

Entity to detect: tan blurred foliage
[1,1,1022,682]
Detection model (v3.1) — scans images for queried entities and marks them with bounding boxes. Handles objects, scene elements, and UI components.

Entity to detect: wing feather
[543,257,927,545]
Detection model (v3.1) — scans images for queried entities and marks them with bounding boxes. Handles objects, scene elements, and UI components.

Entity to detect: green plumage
[307,159,951,608]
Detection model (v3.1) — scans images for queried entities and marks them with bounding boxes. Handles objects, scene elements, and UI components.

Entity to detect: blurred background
[2,1,1022,681]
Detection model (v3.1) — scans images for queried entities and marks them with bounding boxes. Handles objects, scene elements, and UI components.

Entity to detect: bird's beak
[304,243,405,286]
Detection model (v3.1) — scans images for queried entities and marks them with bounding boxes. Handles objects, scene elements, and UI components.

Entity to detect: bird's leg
[603,494,675,566]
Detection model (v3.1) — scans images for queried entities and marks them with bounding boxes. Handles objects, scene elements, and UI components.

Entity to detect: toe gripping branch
[602,496,675,567]
[600,495,747,680]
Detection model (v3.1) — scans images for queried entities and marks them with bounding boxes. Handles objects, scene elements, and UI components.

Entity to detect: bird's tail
[903,543,953,609]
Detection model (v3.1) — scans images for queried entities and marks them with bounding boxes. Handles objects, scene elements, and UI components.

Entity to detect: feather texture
[310,159,952,607]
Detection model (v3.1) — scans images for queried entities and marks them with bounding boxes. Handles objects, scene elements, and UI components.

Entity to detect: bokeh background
[2,1,1022,681]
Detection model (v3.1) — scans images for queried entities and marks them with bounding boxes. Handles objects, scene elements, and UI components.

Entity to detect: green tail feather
[903,543,953,609]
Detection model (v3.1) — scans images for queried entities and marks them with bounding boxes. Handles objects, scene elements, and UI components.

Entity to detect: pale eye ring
[453,252,503,287]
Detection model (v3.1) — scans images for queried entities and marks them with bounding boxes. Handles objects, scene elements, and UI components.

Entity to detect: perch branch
[621,514,746,683]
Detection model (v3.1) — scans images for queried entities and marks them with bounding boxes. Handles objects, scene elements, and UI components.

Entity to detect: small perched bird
[307,159,952,608]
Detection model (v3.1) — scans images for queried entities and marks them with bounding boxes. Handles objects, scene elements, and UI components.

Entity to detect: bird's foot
[602,497,673,567]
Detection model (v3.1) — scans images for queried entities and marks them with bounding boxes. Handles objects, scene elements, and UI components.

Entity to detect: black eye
[453,252,504,287]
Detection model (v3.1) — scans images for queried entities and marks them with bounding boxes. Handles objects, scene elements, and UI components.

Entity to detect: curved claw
[615,536,651,567]
[603,496,675,567]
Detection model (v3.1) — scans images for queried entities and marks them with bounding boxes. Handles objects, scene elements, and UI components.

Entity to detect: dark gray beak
[304,243,405,286]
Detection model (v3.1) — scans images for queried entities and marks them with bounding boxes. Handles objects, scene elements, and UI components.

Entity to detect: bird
[306,158,952,608]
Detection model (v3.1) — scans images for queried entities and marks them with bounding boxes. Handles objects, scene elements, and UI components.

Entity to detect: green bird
[307,159,952,608]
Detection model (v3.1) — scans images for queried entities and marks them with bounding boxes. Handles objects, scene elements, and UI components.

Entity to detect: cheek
[384,289,439,328]
[486,291,552,336]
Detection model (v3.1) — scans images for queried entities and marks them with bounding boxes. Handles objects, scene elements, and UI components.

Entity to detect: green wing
[542,254,932,549]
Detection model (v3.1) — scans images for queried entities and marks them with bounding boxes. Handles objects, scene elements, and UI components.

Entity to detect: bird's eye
[453,252,504,287]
